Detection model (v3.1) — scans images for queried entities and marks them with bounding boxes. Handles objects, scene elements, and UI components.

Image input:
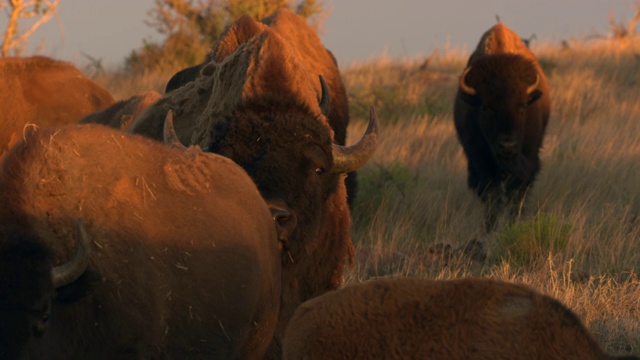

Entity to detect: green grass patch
[353,161,416,222]
[494,212,571,267]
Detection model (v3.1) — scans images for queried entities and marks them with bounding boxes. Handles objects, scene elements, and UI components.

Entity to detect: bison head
[192,100,377,253]
[163,80,377,257]
[458,54,542,170]
[0,221,92,359]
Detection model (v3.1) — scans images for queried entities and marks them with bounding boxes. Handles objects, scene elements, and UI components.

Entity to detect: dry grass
[343,39,640,356]
[96,37,640,356]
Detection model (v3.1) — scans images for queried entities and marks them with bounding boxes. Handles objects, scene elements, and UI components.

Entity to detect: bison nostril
[497,140,517,156]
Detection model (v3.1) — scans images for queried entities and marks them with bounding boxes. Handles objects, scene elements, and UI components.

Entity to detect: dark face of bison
[459,54,543,171]
[0,230,55,359]
[206,101,342,251]
[0,223,91,359]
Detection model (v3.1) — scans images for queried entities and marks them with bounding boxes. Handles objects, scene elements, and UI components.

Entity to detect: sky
[2,0,637,69]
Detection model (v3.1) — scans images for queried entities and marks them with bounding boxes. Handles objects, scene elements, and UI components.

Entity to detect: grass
[94,37,640,356]
[341,39,640,356]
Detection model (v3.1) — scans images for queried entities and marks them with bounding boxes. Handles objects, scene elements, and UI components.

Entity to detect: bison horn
[318,75,331,117]
[526,73,540,95]
[459,67,476,96]
[52,219,91,289]
[163,110,187,150]
[331,106,379,174]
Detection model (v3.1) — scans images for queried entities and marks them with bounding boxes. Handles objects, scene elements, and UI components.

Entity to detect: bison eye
[32,301,51,336]
[315,167,325,175]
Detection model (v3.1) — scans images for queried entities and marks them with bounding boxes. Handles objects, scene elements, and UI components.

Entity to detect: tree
[609,2,640,39]
[1,0,60,57]
[126,0,326,73]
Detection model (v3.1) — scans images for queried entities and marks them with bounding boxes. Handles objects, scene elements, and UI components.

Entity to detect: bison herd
[0,8,636,360]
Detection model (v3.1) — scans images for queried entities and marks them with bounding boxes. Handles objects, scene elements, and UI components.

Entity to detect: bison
[0,123,281,359]
[283,277,639,360]
[78,91,161,131]
[0,56,114,156]
[134,10,379,358]
[453,23,551,231]
[158,8,359,206]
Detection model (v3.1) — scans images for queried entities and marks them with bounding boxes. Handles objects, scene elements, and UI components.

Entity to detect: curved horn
[318,75,331,117]
[331,106,379,174]
[163,110,187,150]
[526,73,540,95]
[52,219,91,289]
[459,67,476,96]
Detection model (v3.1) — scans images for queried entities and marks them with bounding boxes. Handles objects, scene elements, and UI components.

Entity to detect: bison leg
[480,186,506,232]
[468,165,506,232]
[506,180,531,223]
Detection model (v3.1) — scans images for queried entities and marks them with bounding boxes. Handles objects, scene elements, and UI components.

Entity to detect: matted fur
[192,28,325,147]
[160,9,350,144]
[0,124,281,359]
[0,56,114,155]
[283,277,639,360]
[156,9,359,205]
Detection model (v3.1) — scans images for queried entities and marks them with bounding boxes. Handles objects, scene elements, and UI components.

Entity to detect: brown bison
[0,123,281,359]
[0,56,114,155]
[283,277,639,360]
[453,23,551,231]
[158,8,359,206]
[137,11,379,358]
[78,91,161,130]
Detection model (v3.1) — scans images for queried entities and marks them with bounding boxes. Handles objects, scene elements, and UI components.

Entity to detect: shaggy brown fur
[157,8,358,205]
[161,9,349,143]
[130,12,372,359]
[470,23,540,65]
[0,56,114,156]
[0,124,281,359]
[283,277,639,360]
[453,23,551,231]
[78,91,161,130]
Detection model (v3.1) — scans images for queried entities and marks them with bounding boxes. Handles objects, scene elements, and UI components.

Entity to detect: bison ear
[527,89,543,106]
[55,269,102,304]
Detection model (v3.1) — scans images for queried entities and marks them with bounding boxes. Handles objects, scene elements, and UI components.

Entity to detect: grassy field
[97,38,640,355]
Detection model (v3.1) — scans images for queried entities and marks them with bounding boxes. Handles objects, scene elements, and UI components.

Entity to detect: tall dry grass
[343,39,640,355]
[95,38,640,355]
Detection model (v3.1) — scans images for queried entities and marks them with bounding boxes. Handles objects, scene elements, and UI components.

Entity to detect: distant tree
[609,2,640,39]
[0,0,60,57]
[126,0,327,73]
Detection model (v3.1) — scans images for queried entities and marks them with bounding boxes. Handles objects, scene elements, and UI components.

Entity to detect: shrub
[495,212,571,268]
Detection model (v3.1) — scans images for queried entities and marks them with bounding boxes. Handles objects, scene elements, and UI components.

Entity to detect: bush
[494,212,571,267]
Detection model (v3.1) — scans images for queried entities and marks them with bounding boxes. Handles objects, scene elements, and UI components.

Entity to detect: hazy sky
[3,1,636,69]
